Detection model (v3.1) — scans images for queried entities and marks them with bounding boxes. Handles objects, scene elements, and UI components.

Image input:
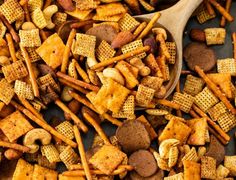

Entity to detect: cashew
[23,128,52,153]
[22,22,37,30]
[103,68,125,85]
[61,86,73,102]
[130,57,150,77]
[159,139,180,159]
[87,57,98,68]
[43,5,58,29]
[4,149,22,160]
[152,27,167,40]
[197,146,206,158]
[153,151,170,171]
[0,56,10,66]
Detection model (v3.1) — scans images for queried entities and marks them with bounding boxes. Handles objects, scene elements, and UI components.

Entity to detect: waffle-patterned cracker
[19,29,41,47]
[173,92,194,113]
[59,146,79,168]
[183,75,204,96]
[207,102,227,121]
[96,40,116,62]
[182,147,199,162]
[141,76,164,92]
[166,42,176,64]
[37,74,60,92]
[26,47,41,62]
[31,8,47,29]
[74,0,98,10]
[2,60,28,83]
[28,0,43,12]
[196,3,216,24]
[136,85,155,106]
[53,12,67,27]
[14,80,34,100]
[118,13,140,31]
[55,121,74,140]
[217,111,236,132]
[41,144,60,163]
[121,39,146,59]
[0,78,14,105]
[38,154,57,170]
[224,156,236,176]
[0,0,24,23]
[201,156,216,179]
[217,58,236,76]
[204,28,226,45]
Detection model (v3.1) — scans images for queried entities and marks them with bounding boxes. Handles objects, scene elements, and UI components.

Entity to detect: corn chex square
[224,156,236,176]
[201,156,216,179]
[37,154,56,170]
[0,78,14,105]
[173,92,194,113]
[96,40,116,62]
[53,12,67,26]
[28,0,43,12]
[19,29,41,47]
[217,58,236,76]
[74,0,98,10]
[59,146,79,168]
[183,75,205,96]
[204,28,226,45]
[196,3,216,24]
[207,102,227,121]
[37,74,60,92]
[121,39,146,59]
[0,0,24,23]
[14,80,34,100]
[166,42,176,64]
[136,85,155,106]
[73,33,96,58]
[55,121,74,140]
[217,111,236,132]
[118,13,140,31]
[41,144,60,163]
[31,8,47,29]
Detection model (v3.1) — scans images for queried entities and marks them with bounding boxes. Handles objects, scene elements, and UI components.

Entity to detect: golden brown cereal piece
[0,79,15,105]
[28,0,43,12]
[136,84,155,106]
[158,119,191,144]
[183,160,201,180]
[36,33,65,69]
[37,154,57,170]
[66,8,92,21]
[207,102,227,121]
[217,111,236,132]
[217,58,236,76]
[201,156,216,179]
[204,28,226,45]
[31,8,47,29]
[121,39,146,59]
[59,146,79,168]
[118,13,140,31]
[32,164,58,180]
[173,92,195,113]
[93,78,130,113]
[196,3,216,24]
[14,80,34,100]
[96,3,126,17]
[74,0,98,10]
[53,12,67,27]
[68,60,78,79]
[41,144,60,163]
[166,42,176,64]
[141,76,163,93]
[187,118,207,145]
[224,156,236,176]
[38,74,60,92]
[0,111,33,142]
[12,158,34,180]
[194,87,219,112]
[55,121,74,140]
[183,75,205,96]
[216,164,230,179]
[96,40,116,62]
[89,144,126,175]
[19,29,41,47]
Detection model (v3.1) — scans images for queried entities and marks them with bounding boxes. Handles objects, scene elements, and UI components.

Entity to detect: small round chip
[183,42,216,72]
[129,150,158,177]
[116,120,151,153]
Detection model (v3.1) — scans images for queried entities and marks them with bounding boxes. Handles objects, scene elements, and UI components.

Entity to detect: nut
[111,31,134,49]
[61,86,73,102]
[21,22,37,30]
[87,57,98,68]
[130,57,150,76]
[189,28,206,42]
[43,5,58,29]
[57,0,75,12]
[23,128,52,153]
[103,67,125,85]
[64,99,81,120]
[4,149,22,160]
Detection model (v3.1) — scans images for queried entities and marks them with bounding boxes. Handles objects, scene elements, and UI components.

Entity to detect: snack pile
[0,0,235,180]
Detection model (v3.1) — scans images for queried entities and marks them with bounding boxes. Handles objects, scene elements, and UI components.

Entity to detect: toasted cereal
[217,58,236,76]
[217,111,236,132]
[168,146,179,168]
[55,121,74,140]
[53,12,67,27]
[164,114,186,123]
[73,33,96,58]
[37,74,60,92]
[0,21,6,38]
[66,9,93,20]
[28,0,43,12]
[207,102,227,121]
[31,8,47,29]
[41,144,61,163]
[0,78,15,104]
[196,3,216,24]
[216,164,230,179]
[0,0,24,24]
[136,84,155,106]
[12,158,34,180]
[183,75,205,96]
[24,47,41,62]
[40,85,59,105]
[201,156,216,179]
[55,144,67,154]
[59,146,79,168]
[68,60,78,79]
[96,40,116,62]
[75,0,98,10]
[0,111,33,142]
[194,87,219,112]
[224,156,236,176]
[38,154,57,170]
[205,129,210,143]
[96,3,126,17]
[118,13,140,31]
[124,0,141,15]
[121,39,146,59]
[19,29,41,47]
[145,109,169,116]
[14,80,34,100]
[204,28,226,45]
[144,53,163,77]
[2,60,28,83]
[164,172,184,180]
[32,164,58,180]
[138,0,155,12]
[183,160,201,180]
[36,33,66,69]
[182,147,199,162]
[89,144,126,175]
[173,92,194,113]
[165,42,176,64]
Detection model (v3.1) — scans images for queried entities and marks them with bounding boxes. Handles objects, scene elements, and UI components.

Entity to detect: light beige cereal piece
[41,144,61,163]
[197,146,206,158]
[93,13,124,22]
[96,2,126,17]
[59,146,79,168]
[196,3,216,24]
[173,92,194,113]
[2,60,28,83]
[168,146,179,168]
[216,164,230,179]
[0,78,15,104]
[31,8,47,29]
[183,75,205,96]
[37,74,60,92]
[201,156,216,179]
[121,39,146,59]
[136,84,155,106]
[38,154,57,170]
[118,13,140,31]
[96,40,116,62]
[217,111,236,132]
[75,0,98,10]
[55,121,74,140]
[141,76,164,93]
[138,0,155,12]
[19,29,41,47]
[92,133,104,148]
[224,156,236,176]
[194,87,219,112]
[36,33,66,69]
[0,21,6,38]
[182,147,198,162]
[166,42,176,64]
[55,144,67,153]
[68,60,78,79]
[0,111,33,142]
[73,33,96,58]
[53,12,67,26]
[207,102,227,121]
[89,144,126,175]
[32,164,58,180]
[0,0,24,23]
[12,158,34,180]
[183,160,201,180]
[26,47,41,62]
[164,173,184,180]
[204,28,226,45]
[28,0,43,12]
[217,58,236,76]
[14,80,34,100]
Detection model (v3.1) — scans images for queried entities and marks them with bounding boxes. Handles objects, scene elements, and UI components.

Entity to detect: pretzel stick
[57,72,99,92]
[133,22,147,39]
[0,14,19,42]
[209,0,234,22]
[23,3,31,22]
[220,0,232,27]
[58,78,89,94]
[155,99,180,110]
[204,0,215,16]
[6,33,17,62]
[61,29,76,73]
[69,91,123,126]
[55,99,88,133]
[39,30,48,42]
[195,65,236,115]
[137,12,161,40]
[74,60,90,83]
[181,70,194,75]
[10,100,24,111]
[0,140,30,152]
[69,164,92,170]
[74,126,92,180]
[175,80,182,117]
[156,35,170,59]
[91,46,150,70]
[232,32,236,60]
[192,104,230,143]
[43,0,52,9]
[70,20,95,29]
[208,126,227,145]
[20,45,39,97]
[189,109,200,118]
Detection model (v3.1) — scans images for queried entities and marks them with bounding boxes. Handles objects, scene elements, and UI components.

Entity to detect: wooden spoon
[135,0,203,97]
